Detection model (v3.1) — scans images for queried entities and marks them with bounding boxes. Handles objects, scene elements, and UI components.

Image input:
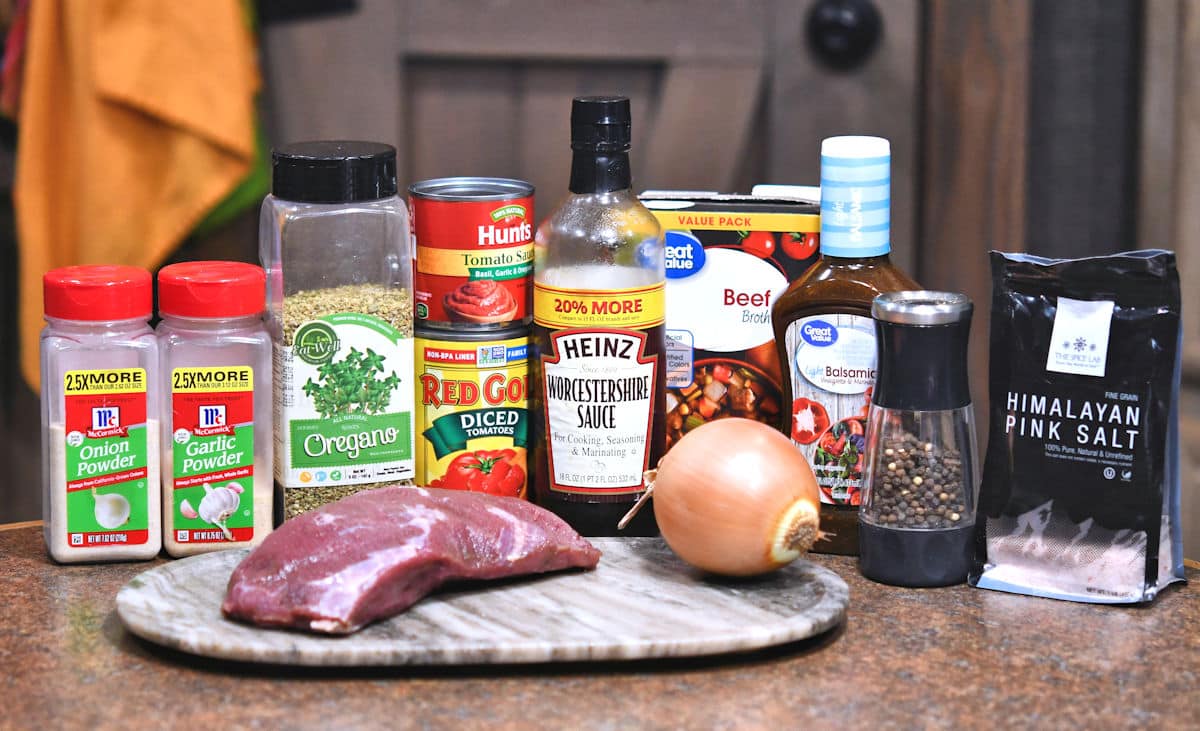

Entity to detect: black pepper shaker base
[858,522,972,587]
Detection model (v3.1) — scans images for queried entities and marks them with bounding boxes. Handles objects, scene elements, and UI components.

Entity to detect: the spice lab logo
[1046,297,1114,377]
[294,321,340,365]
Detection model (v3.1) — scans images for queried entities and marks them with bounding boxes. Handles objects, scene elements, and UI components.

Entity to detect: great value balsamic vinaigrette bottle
[771,136,920,555]
[529,97,666,536]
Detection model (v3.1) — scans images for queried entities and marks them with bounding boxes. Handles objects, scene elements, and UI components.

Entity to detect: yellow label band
[534,282,665,329]
[64,368,147,395]
[171,366,254,394]
[649,210,820,232]
[416,244,534,277]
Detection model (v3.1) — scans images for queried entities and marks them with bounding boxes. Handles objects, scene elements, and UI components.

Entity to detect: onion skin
[652,418,821,576]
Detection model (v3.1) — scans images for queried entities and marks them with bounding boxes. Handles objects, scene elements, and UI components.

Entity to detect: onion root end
[770,499,821,565]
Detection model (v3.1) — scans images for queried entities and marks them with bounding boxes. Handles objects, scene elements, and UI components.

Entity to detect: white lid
[821,136,890,158]
[750,184,821,200]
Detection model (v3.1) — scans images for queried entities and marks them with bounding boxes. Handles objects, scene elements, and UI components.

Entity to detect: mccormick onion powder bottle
[530,96,666,536]
[41,265,162,562]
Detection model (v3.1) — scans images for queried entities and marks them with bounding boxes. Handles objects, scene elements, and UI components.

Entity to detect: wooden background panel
[641,62,764,192]
[921,0,1031,421]
[1143,3,1200,554]
[405,63,663,203]
[1174,1,1200,373]
[405,62,523,183]
[515,67,660,210]
[403,0,767,62]
[259,0,402,149]
[1138,0,1182,256]
[1025,0,1141,259]
[766,0,920,273]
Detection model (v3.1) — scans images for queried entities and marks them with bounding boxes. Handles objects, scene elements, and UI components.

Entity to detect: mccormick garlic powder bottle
[530,96,666,536]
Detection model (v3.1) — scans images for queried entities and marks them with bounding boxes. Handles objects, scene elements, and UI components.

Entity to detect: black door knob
[806,0,883,71]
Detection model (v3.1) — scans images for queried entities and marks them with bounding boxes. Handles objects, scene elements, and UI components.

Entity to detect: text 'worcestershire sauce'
[530,96,665,536]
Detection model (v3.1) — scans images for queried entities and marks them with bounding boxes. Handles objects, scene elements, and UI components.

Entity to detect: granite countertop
[2,522,1196,729]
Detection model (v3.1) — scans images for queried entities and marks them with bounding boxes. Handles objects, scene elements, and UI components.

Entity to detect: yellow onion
[624,418,821,576]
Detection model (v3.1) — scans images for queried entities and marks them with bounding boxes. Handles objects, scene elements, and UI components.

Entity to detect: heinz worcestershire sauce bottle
[772,136,919,554]
[531,96,665,536]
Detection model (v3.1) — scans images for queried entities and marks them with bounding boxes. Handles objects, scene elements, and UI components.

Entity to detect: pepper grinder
[858,291,978,586]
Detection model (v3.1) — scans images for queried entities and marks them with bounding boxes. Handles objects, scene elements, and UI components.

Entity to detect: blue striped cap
[819,136,891,257]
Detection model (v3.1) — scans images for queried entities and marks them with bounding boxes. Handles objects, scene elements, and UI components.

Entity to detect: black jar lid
[272,141,398,203]
[872,291,972,325]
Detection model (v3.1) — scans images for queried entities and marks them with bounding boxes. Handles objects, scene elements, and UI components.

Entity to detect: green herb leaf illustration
[303,347,401,418]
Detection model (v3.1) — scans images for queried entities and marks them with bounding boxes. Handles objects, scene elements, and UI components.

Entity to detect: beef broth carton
[640,190,820,450]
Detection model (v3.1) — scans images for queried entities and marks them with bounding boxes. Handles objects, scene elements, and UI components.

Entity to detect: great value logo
[801,320,838,347]
[663,231,706,278]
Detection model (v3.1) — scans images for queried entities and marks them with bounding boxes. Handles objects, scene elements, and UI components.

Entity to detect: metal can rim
[415,323,531,343]
[409,177,535,201]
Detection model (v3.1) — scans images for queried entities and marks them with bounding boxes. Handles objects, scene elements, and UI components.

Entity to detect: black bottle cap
[571,96,632,152]
[272,141,398,203]
[871,291,974,411]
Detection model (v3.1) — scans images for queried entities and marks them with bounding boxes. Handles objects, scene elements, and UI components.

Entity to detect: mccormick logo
[195,404,234,436]
[86,406,127,438]
[801,320,838,347]
[92,407,119,430]
[200,404,226,427]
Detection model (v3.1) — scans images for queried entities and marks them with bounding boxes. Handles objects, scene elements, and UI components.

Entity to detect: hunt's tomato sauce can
[414,326,530,499]
[410,177,535,328]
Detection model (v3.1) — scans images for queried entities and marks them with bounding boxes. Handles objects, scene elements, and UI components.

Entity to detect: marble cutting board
[116,537,848,666]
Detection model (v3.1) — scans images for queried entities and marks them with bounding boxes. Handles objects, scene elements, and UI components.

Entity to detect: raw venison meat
[222,486,601,634]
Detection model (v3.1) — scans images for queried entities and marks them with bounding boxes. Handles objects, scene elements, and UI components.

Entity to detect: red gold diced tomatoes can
[409,177,535,329]
[414,326,530,499]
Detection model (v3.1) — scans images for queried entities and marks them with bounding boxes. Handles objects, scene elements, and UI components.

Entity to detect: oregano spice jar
[260,141,416,519]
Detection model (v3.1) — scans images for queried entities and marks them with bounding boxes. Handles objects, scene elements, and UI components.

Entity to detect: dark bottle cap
[272,141,398,203]
[571,96,632,152]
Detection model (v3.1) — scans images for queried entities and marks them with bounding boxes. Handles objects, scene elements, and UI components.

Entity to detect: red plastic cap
[158,261,266,318]
[44,265,152,321]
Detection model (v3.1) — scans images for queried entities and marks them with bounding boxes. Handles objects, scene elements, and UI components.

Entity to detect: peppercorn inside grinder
[858,291,979,587]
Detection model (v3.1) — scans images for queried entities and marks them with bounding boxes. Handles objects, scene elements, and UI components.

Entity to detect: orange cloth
[15,0,259,388]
